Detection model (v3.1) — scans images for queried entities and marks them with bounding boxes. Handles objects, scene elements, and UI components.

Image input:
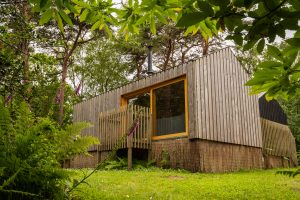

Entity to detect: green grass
[70,168,300,200]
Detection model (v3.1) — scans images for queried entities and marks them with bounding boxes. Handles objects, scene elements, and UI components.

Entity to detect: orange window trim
[120,75,189,140]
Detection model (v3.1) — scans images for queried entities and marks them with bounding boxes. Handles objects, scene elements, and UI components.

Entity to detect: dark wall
[259,96,287,125]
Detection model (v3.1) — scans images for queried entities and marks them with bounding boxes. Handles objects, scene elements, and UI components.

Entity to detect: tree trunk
[58,55,69,125]
[162,39,172,70]
[202,38,209,56]
[19,1,31,100]
[57,25,83,125]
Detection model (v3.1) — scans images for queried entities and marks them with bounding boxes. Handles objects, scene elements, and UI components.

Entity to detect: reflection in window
[154,80,185,136]
[128,93,150,108]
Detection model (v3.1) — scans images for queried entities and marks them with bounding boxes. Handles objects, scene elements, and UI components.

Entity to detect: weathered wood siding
[188,48,262,147]
[73,58,187,151]
[261,118,297,165]
[73,48,262,150]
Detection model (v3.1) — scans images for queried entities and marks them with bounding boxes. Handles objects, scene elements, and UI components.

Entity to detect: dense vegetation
[0,98,99,199]
[1,0,300,199]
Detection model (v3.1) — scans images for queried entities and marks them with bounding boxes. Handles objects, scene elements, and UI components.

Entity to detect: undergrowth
[0,98,98,199]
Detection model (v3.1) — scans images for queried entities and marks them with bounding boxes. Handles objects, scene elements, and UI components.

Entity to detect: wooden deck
[98,105,152,151]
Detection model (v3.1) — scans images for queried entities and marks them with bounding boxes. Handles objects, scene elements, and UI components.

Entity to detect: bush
[0,99,99,199]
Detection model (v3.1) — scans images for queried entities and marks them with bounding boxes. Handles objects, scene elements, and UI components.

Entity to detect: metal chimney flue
[147,45,154,75]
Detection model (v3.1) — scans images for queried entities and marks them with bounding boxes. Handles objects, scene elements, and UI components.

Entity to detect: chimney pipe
[147,45,154,75]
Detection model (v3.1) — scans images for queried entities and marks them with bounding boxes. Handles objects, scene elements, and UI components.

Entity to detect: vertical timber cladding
[73,47,262,149]
[188,48,262,148]
[73,58,187,148]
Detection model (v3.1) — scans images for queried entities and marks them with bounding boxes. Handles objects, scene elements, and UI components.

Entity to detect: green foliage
[279,96,300,153]
[277,168,300,177]
[102,157,128,170]
[101,157,156,170]
[29,0,300,100]
[32,0,117,37]
[160,149,171,169]
[246,38,300,100]
[0,97,99,199]
[0,49,24,97]
[70,39,130,98]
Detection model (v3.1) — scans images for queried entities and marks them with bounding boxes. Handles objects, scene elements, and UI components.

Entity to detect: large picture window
[153,80,186,136]
[121,76,188,140]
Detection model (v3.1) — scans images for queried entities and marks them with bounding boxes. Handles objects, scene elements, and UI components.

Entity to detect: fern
[0,98,98,199]
[277,168,300,177]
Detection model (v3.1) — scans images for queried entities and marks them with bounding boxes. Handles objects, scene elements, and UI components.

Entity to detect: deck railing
[98,105,152,151]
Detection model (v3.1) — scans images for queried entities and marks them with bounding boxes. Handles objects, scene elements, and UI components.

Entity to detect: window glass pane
[154,80,185,136]
[128,93,150,108]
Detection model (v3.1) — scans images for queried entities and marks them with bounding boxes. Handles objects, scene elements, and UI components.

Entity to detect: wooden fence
[261,118,297,165]
[98,105,152,151]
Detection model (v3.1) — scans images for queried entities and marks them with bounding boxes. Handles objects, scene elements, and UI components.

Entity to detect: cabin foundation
[150,138,263,172]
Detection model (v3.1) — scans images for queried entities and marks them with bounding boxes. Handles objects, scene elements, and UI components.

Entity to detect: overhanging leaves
[176,12,207,27]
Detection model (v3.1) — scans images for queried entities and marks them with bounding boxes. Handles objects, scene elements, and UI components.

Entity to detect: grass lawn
[70,168,300,200]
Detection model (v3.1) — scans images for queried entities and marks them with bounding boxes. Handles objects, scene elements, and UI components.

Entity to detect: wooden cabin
[70,48,297,172]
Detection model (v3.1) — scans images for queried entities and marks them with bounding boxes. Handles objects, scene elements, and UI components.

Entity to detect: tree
[28,0,120,124]
[69,38,131,98]
[30,0,299,100]
[0,0,35,100]
[117,0,300,100]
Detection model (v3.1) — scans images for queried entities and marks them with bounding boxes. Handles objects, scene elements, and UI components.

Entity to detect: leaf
[55,0,63,8]
[80,9,89,22]
[136,14,148,25]
[244,0,253,8]
[64,0,79,14]
[155,11,168,24]
[199,21,212,39]
[39,9,53,25]
[256,39,265,54]
[295,28,300,38]
[40,0,48,10]
[285,38,300,47]
[275,24,285,38]
[176,12,207,27]
[233,35,243,46]
[208,0,230,8]
[232,0,245,7]
[280,18,299,30]
[72,0,90,9]
[205,18,218,35]
[150,15,156,35]
[54,11,64,34]
[91,21,101,31]
[197,0,214,16]
[104,24,113,38]
[59,10,73,26]
[243,39,257,51]
[257,61,283,69]
[184,25,197,36]
[267,45,283,61]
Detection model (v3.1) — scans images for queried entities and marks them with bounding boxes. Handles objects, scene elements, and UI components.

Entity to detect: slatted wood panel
[98,105,151,151]
[73,48,262,148]
[188,48,262,147]
[261,118,297,164]
[73,62,187,151]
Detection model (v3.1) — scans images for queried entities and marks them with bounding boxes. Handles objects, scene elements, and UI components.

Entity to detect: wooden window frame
[121,75,188,140]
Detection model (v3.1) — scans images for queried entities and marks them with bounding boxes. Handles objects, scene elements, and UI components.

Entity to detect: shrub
[0,99,99,199]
